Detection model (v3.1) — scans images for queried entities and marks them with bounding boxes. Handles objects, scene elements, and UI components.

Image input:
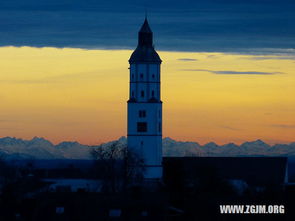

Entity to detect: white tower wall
[127,64,163,179]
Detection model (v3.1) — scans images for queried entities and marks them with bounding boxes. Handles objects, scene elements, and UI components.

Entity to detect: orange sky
[0,46,294,145]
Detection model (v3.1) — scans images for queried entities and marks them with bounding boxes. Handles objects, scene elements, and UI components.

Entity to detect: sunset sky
[0,0,294,145]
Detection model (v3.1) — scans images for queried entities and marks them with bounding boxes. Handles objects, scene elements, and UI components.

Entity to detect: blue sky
[0,0,294,53]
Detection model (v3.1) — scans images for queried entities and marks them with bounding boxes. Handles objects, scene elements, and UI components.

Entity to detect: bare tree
[124,147,145,185]
[91,141,145,192]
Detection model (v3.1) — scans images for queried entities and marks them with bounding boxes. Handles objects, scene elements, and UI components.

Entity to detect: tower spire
[138,18,152,47]
[145,9,148,20]
[129,18,161,63]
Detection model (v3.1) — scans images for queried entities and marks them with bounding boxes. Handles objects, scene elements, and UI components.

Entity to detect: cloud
[0,79,60,84]
[0,128,23,131]
[213,71,281,75]
[271,124,295,129]
[0,119,16,123]
[220,126,242,131]
[0,71,102,85]
[0,0,294,53]
[243,56,295,60]
[177,58,198,61]
[206,55,218,59]
[180,69,282,75]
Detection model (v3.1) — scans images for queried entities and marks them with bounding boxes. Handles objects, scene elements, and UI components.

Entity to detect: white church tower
[127,18,162,180]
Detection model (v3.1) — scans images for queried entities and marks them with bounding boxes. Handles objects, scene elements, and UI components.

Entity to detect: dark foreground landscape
[1,157,295,221]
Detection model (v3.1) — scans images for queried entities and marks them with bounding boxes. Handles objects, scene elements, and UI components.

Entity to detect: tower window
[158,122,162,132]
[152,74,155,79]
[132,91,135,97]
[137,122,147,132]
[132,74,134,79]
[140,73,143,79]
[141,90,145,97]
[139,110,146,118]
[151,90,155,97]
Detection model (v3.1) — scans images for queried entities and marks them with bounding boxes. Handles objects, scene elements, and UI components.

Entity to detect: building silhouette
[127,18,163,179]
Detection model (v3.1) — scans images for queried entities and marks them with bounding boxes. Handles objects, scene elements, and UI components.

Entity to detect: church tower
[127,18,162,180]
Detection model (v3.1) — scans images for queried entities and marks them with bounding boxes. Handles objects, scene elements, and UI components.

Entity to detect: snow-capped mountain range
[0,136,295,160]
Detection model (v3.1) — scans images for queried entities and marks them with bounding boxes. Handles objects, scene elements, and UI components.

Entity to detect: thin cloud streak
[177,58,198,61]
[219,126,242,131]
[180,69,283,75]
[271,124,295,129]
[243,56,295,60]
[0,71,104,85]
[0,128,23,131]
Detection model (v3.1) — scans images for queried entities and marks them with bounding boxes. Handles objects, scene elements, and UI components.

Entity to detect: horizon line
[0,135,294,147]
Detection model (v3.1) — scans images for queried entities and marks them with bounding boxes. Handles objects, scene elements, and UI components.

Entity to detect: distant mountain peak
[118,136,127,142]
[0,137,25,145]
[241,139,269,147]
[163,137,174,141]
[31,136,48,142]
[203,142,218,148]
[222,143,239,148]
[28,137,53,146]
[254,139,266,144]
